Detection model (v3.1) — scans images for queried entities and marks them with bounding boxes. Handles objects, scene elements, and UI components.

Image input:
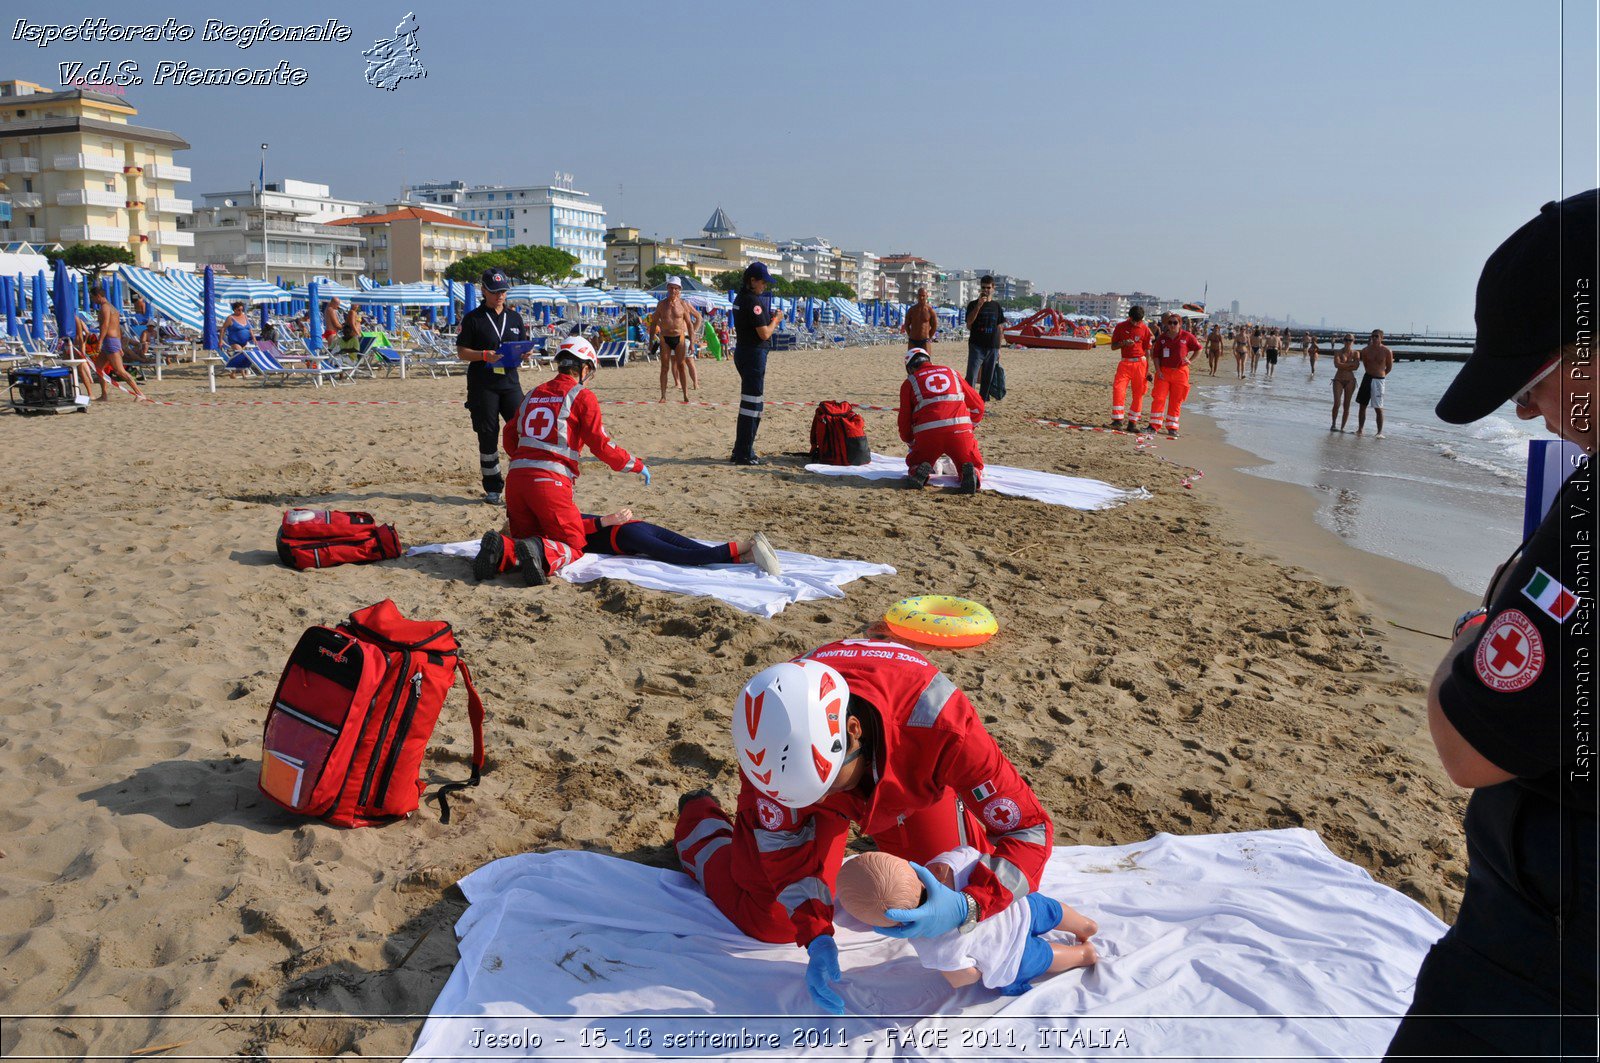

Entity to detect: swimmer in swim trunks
[90,287,148,401]
[1264,329,1280,380]
[1356,328,1394,437]
[653,277,697,403]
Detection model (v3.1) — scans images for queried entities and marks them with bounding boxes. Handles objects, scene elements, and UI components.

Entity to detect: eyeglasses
[1514,356,1562,408]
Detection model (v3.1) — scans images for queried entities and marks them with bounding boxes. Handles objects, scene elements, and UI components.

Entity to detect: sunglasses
[1514,356,1562,408]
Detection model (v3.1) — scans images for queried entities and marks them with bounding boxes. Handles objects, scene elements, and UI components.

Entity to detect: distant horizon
[8,0,1596,332]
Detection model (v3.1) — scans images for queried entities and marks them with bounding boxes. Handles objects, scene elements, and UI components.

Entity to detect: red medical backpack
[810,400,871,465]
[276,510,403,570]
[258,600,487,827]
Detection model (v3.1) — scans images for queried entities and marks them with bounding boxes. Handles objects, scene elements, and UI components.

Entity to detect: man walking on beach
[90,287,146,401]
[455,268,529,504]
[653,277,697,403]
[673,639,1057,1014]
[1108,305,1153,430]
[1383,188,1596,1063]
[904,288,937,351]
[1355,329,1394,437]
[965,276,1006,400]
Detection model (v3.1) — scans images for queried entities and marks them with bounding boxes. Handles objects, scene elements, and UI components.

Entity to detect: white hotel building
[407,178,607,281]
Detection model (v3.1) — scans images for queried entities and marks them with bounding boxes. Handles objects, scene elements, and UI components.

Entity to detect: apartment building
[603,227,732,288]
[0,78,193,269]
[878,254,941,300]
[329,205,489,285]
[409,178,606,280]
[190,178,367,287]
[1055,291,1131,318]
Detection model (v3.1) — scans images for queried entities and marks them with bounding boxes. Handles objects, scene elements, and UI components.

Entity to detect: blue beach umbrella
[445,280,458,327]
[31,272,46,340]
[2,277,16,337]
[464,281,478,316]
[307,281,322,352]
[202,266,218,351]
[52,258,76,344]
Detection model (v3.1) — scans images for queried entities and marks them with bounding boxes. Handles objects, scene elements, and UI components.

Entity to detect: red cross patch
[981,797,1021,832]
[756,797,786,831]
[1473,609,1544,693]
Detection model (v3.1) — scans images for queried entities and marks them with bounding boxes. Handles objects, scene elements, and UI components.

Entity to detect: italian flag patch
[971,780,996,802]
[1522,567,1578,623]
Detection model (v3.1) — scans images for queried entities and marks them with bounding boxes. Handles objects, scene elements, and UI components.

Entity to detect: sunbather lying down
[472,509,782,583]
[837,849,1098,996]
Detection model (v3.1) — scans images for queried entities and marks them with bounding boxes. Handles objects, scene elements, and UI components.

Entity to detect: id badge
[493,366,505,375]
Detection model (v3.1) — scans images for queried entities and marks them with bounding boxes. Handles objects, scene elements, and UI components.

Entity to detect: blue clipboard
[494,340,539,368]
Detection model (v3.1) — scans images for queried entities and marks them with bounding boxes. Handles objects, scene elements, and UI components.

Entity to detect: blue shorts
[1001,894,1065,994]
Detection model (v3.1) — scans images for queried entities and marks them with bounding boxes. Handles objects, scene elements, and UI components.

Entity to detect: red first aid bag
[809,400,871,465]
[276,510,402,570]
[258,600,487,827]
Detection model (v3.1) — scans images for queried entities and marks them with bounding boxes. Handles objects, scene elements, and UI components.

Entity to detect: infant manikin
[835,848,1097,994]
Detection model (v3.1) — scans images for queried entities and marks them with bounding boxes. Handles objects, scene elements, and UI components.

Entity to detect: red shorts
[505,470,587,570]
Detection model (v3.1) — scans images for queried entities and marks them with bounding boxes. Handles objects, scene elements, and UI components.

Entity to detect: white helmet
[903,346,930,368]
[556,335,598,370]
[732,659,850,809]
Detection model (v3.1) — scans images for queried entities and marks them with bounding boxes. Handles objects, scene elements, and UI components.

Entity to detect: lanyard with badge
[485,309,510,375]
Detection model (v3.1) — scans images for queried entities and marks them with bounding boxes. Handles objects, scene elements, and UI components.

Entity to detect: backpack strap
[426,656,488,824]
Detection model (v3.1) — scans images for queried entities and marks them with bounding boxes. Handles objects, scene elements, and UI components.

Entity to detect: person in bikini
[90,287,147,401]
[1303,332,1318,375]
[1330,333,1359,431]
[1249,326,1263,375]
[653,277,697,403]
[1205,324,1224,375]
[1232,326,1248,379]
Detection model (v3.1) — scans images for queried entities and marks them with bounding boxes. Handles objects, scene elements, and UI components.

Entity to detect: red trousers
[905,428,984,477]
[674,789,988,944]
[1111,358,1149,422]
[1149,366,1191,433]
[504,470,586,573]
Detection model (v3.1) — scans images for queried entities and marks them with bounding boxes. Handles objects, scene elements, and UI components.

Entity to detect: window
[23,178,32,192]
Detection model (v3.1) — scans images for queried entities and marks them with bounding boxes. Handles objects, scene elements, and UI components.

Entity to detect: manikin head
[835,851,923,927]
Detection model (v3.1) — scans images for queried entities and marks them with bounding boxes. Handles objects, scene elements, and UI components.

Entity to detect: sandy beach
[0,342,1475,1059]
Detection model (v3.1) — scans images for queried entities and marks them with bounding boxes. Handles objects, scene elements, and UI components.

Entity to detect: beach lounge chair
[595,340,629,368]
[238,345,345,387]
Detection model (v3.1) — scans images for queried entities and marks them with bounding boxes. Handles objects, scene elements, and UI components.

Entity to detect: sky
[14,0,1598,330]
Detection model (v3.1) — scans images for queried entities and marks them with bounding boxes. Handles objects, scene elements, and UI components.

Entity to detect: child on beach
[836,848,1098,995]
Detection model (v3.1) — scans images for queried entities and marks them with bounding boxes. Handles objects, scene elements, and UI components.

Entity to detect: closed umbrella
[445,280,457,327]
[52,258,76,345]
[464,281,477,316]
[202,266,218,351]
[2,277,15,338]
[307,281,322,352]
[31,271,46,341]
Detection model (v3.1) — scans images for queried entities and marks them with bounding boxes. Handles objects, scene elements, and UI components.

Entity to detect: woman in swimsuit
[1330,334,1359,431]
[1303,332,1318,375]
[1232,327,1247,378]
[1249,326,1263,375]
[1205,325,1223,375]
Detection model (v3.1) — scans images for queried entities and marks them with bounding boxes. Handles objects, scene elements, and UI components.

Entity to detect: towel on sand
[406,540,894,618]
[806,452,1150,509]
[406,828,1444,1062]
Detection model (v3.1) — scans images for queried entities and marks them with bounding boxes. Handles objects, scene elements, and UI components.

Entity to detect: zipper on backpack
[357,652,412,807]
[273,700,340,736]
[373,670,425,806]
[343,619,453,652]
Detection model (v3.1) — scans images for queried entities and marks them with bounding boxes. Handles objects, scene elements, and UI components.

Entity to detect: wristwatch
[1453,608,1489,639]
[957,892,980,935]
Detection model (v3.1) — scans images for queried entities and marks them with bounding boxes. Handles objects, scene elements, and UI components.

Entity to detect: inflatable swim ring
[884,595,998,649]
[1094,331,1112,346]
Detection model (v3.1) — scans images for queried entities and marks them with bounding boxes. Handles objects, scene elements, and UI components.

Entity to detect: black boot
[958,463,980,495]
[514,539,549,586]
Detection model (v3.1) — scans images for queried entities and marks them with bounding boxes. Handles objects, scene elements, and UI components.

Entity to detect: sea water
[1193,357,1547,596]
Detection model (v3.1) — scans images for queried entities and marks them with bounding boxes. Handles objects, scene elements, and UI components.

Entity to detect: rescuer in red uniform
[471,336,650,585]
[673,639,1055,1014]
[898,347,986,494]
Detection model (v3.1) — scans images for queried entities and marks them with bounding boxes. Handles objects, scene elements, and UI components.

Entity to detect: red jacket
[734,638,1054,946]
[897,363,985,444]
[503,374,643,487]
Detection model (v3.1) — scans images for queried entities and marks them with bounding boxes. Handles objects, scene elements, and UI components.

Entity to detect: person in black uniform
[1384,190,1597,1061]
[456,268,529,504]
[730,261,783,465]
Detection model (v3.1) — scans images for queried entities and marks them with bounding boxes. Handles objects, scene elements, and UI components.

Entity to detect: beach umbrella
[464,281,478,316]
[52,258,76,345]
[307,281,321,351]
[605,288,657,308]
[202,266,218,351]
[2,277,14,338]
[120,266,205,331]
[445,280,457,326]
[31,272,46,341]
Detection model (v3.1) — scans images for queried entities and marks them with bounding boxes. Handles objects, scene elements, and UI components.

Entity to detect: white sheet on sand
[405,541,894,619]
[806,452,1151,509]
[406,829,1445,1062]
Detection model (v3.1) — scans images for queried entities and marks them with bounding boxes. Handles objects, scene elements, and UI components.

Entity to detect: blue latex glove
[639,465,652,486]
[880,862,969,939]
[804,936,845,1015]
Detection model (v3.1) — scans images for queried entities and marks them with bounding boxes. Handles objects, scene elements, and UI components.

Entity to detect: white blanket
[406,829,1445,1062]
[406,541,894,619]
[807,452,1151,509]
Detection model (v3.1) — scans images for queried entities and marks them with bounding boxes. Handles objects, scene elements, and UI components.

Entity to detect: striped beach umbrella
[507,284,562,304]
[213,278,292,305]
[604,288,657,308]
[553,286,603,306]
[120,266,205,331]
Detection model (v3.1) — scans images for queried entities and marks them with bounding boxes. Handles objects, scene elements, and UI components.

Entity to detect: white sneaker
[750,531,783,577]
[484,492,502,505]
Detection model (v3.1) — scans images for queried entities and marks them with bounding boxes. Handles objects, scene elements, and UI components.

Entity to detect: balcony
[145,197,193,214]
[3,192,43,209]
[59,225,128,242]
[144,162,191,183]
[3,157,41,174]
[57,188,124,208]
[54,153,122,174]
[2,227,46,242]
[156,230,195,247]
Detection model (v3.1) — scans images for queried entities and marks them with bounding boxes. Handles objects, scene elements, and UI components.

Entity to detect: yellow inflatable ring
[884,595,998,649]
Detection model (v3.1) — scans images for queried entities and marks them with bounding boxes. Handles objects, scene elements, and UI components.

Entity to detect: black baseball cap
[481,268,510,293]
[1437,188,1598,424]
[743,261,771,283]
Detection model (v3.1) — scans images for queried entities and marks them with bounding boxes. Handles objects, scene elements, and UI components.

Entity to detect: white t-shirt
[908,846,1032,989]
